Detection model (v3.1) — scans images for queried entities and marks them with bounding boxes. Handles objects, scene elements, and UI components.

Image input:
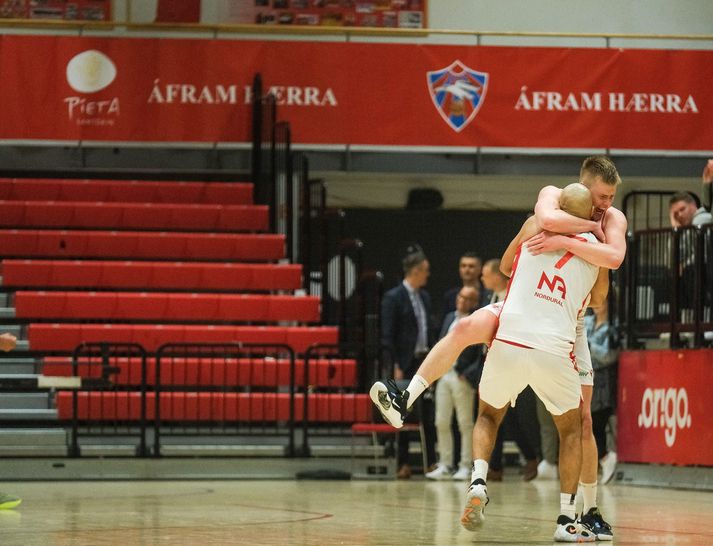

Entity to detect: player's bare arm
[588,268,610,308]
[527,207,627,270]
[500,215,539,277]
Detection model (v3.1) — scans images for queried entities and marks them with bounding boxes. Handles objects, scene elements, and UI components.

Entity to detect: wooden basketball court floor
[1,477,711,545]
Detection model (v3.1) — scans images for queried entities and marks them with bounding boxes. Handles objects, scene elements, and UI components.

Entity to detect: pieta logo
[64,50,120,125]
[426,60,489,132]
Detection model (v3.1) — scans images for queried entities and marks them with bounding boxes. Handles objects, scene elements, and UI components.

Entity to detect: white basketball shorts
[479,339,582,415]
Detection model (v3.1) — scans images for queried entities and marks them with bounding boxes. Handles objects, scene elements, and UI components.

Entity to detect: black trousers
[489,387,540,470]
[398,355,437,469]
[592,407,613,460]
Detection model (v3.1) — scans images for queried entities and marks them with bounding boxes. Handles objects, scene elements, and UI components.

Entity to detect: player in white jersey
[461,183,598,542]
[372,157,625,413]
[372,157,625,541]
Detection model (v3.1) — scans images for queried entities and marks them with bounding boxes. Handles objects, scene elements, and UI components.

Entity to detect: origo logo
[66,50,116,93]
[637,387,692,447]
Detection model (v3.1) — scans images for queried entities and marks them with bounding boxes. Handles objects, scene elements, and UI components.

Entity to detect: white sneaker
[452,465,471,481]
[369,380,410,429]
[460,481,489,531]
[425,464,453,480]
[600,451,617,484]
[535,459,559,480]
[553,516,596,542]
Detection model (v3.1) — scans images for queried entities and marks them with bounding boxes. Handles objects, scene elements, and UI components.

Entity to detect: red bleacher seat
[71,203,124,229]
[101,261,154,287]
[14,291,67,318]
[56,391,367,423]
[29,324,338,353]
[53,261,104,286]
[0,201,26,224]
[42,356,358,389]
[0,178,254,205]
[0,230,285,261]
[114,293,170,320]
[1,260,303,291]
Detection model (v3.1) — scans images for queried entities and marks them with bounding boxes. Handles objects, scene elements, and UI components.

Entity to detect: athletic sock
[472,459,488,484]
[560,492,576,521]
[579,481,597,514]
[405,375,429,409]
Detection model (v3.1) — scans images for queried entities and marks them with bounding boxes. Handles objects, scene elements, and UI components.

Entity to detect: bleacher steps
[0,358,36,374]
[0,427,67,456]
[0,408,57,420]
[0,307,16,319]
[0,392,51,409]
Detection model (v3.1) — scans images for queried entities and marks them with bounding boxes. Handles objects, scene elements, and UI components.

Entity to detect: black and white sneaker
[553,515,595,542]
[369,379,410,428]
[460,479,489,531]
[579,507,614,541]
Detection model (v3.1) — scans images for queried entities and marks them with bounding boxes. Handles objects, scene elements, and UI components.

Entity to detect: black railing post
[670,228,681,349]
[154,345,163,457]
[251,74,263,186]
[625,233,637,349]
[287,346,297,457]
[69,344,83,457]
[694,226,705,348]
[138,349,148,457]
[299,346,313,457]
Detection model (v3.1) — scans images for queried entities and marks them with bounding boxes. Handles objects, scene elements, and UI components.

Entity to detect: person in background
[426,286,484,481]
[0,331,21,510]
[380,249,436,478]
[481,259,540,482]
[442,252,488,316]
[584,299,619,486]
[668,191,712,228]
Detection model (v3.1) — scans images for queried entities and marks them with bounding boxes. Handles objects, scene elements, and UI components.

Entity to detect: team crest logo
[427,60,489,132]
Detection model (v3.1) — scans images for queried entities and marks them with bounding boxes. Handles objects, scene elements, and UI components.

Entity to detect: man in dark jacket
[380,250,436,478]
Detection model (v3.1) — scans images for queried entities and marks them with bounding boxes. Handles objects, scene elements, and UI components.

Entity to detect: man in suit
[380,249,436,478]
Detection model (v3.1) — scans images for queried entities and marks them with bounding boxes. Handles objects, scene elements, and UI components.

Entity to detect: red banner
[618,349,713,466]
[0,35,711,149]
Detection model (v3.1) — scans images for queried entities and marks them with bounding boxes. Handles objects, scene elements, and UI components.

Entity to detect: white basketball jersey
[496,233,599,358]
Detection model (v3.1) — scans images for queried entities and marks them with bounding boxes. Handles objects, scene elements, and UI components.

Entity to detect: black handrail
[625,224,711,349]
[69,342,148,457]
[153,342,296,457]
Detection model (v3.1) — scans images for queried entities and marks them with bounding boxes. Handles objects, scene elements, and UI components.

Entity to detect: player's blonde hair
[560,183,593,220]
[580,156,621,186]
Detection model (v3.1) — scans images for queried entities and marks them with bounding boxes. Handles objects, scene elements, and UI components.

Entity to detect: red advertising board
[0,35,711,149]
[618,349,713,467]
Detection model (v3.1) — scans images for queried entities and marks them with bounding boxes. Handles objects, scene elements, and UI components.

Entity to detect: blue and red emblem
[427,60,489,132]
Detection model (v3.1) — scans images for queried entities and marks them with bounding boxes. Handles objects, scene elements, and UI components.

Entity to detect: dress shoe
[397,464,411,479]
[522,459,538,481]
[486,468,503,482]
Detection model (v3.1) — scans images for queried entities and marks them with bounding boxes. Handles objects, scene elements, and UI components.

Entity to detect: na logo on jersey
[426,60,489,132]
[538,272,567,300]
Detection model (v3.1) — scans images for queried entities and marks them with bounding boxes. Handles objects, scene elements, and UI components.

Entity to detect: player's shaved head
[560,183,593,220]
